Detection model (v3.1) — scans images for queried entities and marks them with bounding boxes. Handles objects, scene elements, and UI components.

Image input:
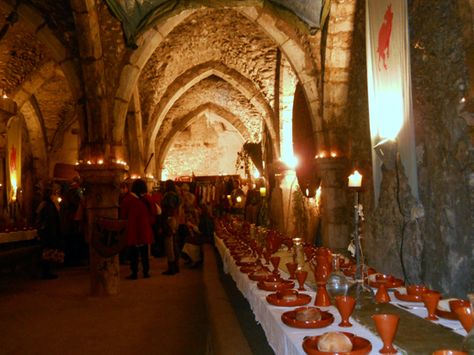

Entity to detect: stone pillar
[77,164,127,296]
[318,157,350,249]
[0,99,17,221]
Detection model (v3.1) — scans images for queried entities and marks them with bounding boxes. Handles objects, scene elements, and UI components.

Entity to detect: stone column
[318,157,350,249]
[0,99,17,221]
[77,164,127,296]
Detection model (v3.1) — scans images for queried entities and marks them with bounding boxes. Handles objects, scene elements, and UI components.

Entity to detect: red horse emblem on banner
[377,4,393,70]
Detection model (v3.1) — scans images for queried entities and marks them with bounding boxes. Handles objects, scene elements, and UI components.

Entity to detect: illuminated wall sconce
[373,138,398,170]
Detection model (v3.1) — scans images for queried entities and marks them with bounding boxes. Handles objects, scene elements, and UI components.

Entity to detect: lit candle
[98,159,104,165]
[348,170,363,187]
[236,196,242,203]
[259,187,266,197]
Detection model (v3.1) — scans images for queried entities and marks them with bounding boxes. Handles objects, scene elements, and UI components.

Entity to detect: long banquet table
[214,234,467,355]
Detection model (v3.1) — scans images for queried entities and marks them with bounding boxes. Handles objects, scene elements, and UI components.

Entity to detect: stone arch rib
[113,3,321,154]
[144,61,277,161]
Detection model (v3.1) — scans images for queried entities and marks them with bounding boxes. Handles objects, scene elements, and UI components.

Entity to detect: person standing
[120,179,156,279]
[161,180,181,275]
[36,183,63,279]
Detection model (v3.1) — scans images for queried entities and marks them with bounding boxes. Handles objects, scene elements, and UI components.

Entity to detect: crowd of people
[119,178,216,278]
[34,175,267,280]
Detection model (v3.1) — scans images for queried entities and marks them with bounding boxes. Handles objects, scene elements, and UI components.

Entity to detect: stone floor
[0,254,274,355]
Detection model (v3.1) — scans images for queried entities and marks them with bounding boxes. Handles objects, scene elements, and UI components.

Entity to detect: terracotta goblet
[372,313,400,354]
[454,306,474,332]
[375,284,391,304]
[422,291,441,320]
[263,249,271,265]
[270,256,281,274]
[295,270,308,291]
[286,262,298,279]
[335,295,356,327]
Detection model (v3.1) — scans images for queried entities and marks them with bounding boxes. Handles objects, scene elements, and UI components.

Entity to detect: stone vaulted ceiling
[0,1,301,178]
[138,8,282,164]
[0,2,76,167]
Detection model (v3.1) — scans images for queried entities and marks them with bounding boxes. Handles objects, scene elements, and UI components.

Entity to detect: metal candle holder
[348,186,374,309]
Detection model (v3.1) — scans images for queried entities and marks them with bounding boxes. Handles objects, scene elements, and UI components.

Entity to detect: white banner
[366,0,418,203]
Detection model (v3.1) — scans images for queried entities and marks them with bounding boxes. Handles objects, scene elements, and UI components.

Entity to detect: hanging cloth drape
[366,0,418,204]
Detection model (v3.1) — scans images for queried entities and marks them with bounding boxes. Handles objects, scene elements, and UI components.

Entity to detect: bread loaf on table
[317,332,352,352]
[295,308,322,322]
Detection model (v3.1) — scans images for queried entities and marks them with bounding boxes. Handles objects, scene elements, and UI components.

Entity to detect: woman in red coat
[120,179,156,279]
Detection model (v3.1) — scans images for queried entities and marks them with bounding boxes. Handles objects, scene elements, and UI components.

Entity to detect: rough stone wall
[34,73,75,147]
[408,0,473,296]
[0,17,50,94]
[97,1,127,103]
[155,76,262,147]
[323,0,358,154]
[163,114,243,178]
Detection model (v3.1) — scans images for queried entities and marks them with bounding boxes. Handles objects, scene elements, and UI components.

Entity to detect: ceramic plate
[281,307,334,329]
[393,288,423,302]
[266,292,312,307]
[240,265,259,274]
[368,274,404,289]
[236,260,258,267]
[257,279,295,291]
[302,332,372,355]
[435,299,460,320]
[249,270,273,281]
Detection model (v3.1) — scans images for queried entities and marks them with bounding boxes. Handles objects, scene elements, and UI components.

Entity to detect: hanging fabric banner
[7,116,22,202]
[366,0,418,204]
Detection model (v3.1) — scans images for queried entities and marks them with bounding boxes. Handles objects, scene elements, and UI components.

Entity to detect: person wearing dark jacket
[160,180,181,275]
[36,184,63,279]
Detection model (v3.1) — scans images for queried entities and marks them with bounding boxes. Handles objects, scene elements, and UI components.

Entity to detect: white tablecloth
[214,235,466,355]
[0,230,37,244]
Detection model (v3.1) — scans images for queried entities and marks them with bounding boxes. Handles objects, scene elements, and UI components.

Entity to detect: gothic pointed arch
[155,102,251,174]
[144,61,277,161]
[112,4,321,151]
